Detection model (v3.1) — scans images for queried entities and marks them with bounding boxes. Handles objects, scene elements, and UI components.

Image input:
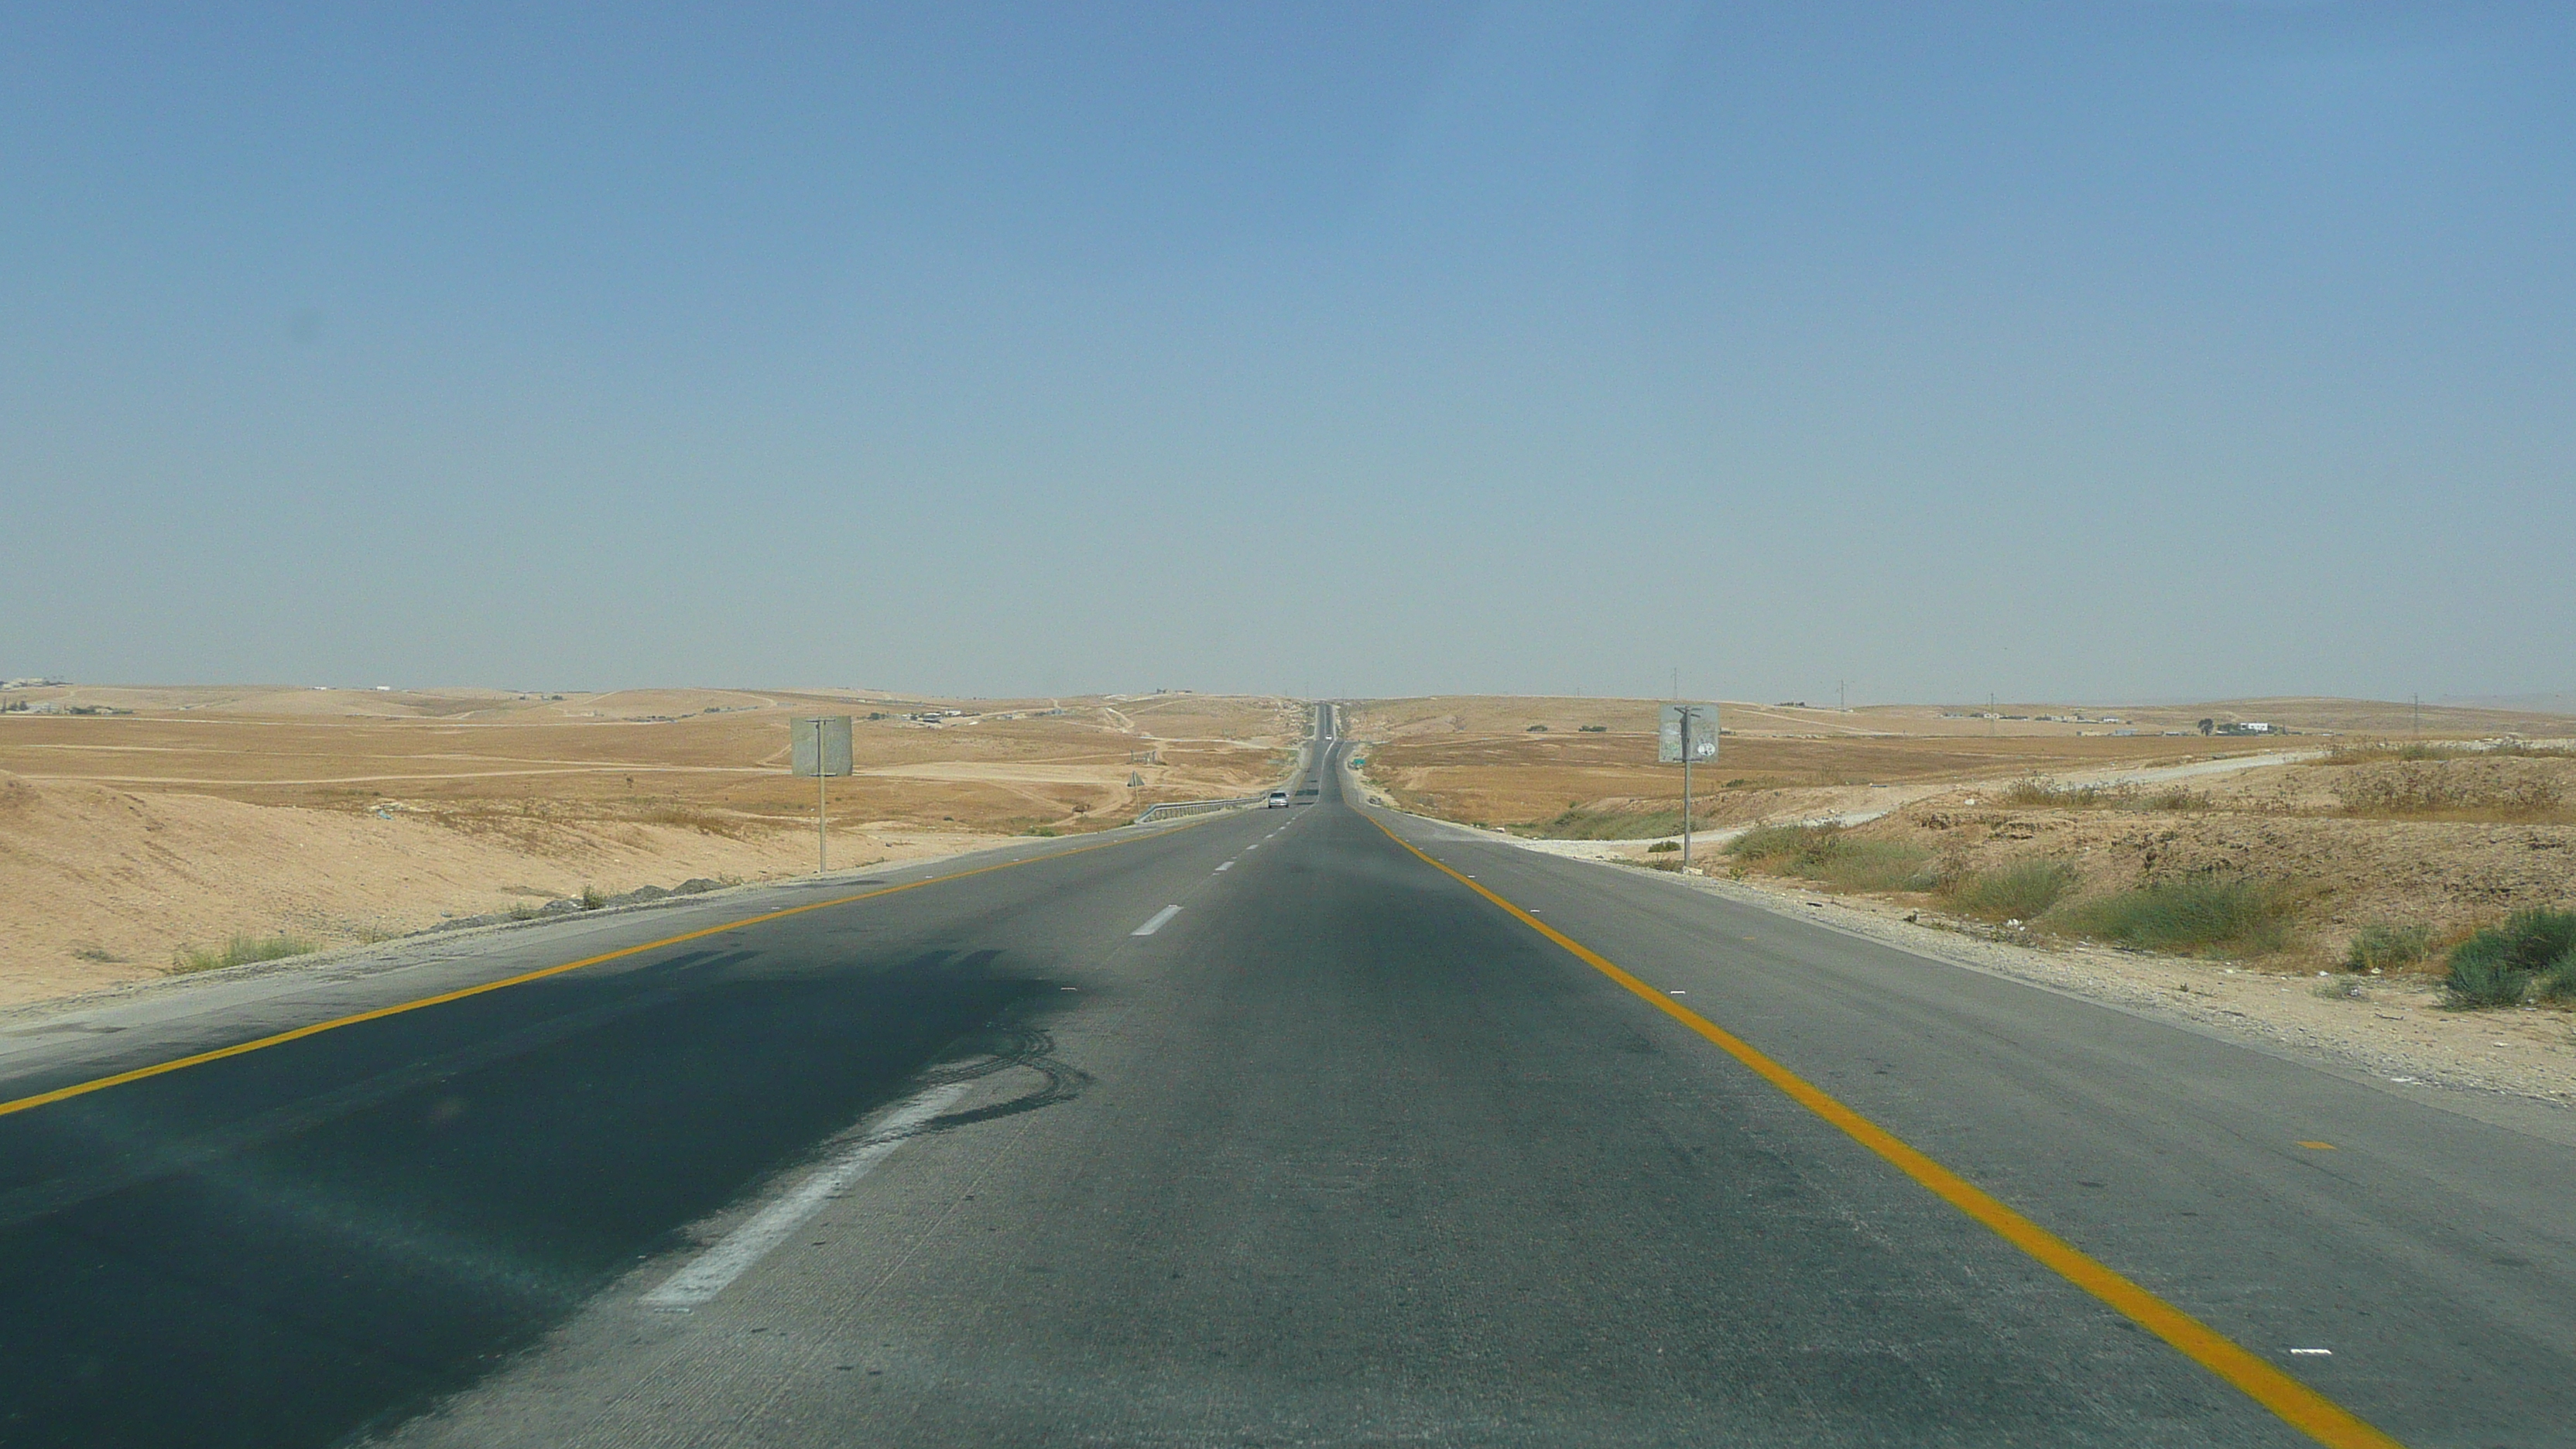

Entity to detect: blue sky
[5,2,2570,704]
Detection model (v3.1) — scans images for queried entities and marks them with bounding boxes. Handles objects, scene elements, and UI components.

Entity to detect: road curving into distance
[0,704,2567,1447]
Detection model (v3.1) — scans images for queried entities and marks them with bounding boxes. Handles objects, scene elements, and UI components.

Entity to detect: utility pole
[2413,694,2421,737]
[1839,679,1847,713]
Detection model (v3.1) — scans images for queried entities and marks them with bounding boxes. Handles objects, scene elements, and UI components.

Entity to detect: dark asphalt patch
[0,944,1070,1449]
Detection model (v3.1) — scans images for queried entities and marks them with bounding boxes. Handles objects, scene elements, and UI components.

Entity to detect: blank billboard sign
[791,716,853,777]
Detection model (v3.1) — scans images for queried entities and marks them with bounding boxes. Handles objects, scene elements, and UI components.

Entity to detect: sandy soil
[1853,771,2576,953]
[0,768,1025,1008]
[0,687,1302,1005]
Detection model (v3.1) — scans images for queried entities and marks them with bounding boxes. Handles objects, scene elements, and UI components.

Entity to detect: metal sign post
[1658,703,1719,870]
[790,716,854,875]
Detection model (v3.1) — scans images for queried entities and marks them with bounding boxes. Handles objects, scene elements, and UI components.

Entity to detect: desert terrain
[1348,695,2576,981]
[1345,694,2576,1099]
[0,683,1300,1005]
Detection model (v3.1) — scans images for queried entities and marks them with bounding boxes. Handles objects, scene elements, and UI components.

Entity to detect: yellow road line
[1371,817,2403,1449]
[0,824,1198,1122]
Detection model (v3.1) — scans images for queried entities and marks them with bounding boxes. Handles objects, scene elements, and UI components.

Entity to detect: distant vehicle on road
[1266,790,1289,808]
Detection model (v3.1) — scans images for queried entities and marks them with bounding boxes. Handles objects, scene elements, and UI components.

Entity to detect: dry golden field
[0,685,1300,1005]
[1344,694,2574,834]
[1341,695,2576,980]
[1344,696,2286,834]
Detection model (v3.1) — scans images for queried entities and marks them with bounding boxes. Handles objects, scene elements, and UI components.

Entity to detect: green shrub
[171,933,319,974]
[1646,840,1679,854]
[2534,952,2576,1004]
[2443,909,2576,1008]
[2446,950,2530,1008]
[2050,877,2296,956]
[2452,909,2576,974]
[2342,923,2432,973]
[1944,860,2081,921]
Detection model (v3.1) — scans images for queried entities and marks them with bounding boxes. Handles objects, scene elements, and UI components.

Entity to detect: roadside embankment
[0,770,1002,1007]
[1653,866,2576,1113]
[1447,741,2576,1096]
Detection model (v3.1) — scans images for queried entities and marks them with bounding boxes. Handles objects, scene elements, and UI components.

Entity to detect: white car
[1266,790,1290,808]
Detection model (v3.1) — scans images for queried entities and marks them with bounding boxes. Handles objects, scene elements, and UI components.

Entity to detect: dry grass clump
[2047,875,2299,958]
[1997,780,2213,812]
[1940,860,2081,921]
[2315,741,2576,766]
[422,799,584,849]
[1519,804,1714,840]
[425,797,784,848]
[632,802,766,838]
[1999,779,2108,808]
[2330,762,2567,822]
[2341,922,2433,974]
[1726,824,1938,892]
[172,933,317,974]
[1727,823,1834,862]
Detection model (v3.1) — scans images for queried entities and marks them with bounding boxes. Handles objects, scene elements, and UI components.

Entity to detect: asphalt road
[1,704,2570,1447]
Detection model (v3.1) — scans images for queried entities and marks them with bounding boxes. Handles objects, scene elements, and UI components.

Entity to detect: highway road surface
[1,704,2571,1447]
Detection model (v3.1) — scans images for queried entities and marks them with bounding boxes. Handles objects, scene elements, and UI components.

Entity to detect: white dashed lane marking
[642,1081,968,1310]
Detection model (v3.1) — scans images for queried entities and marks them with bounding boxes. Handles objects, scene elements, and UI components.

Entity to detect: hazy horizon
[7,4,2572,705]
[13,679,2574,721]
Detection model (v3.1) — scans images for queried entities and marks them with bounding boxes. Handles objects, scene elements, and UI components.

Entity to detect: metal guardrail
[1135,794,1269,825]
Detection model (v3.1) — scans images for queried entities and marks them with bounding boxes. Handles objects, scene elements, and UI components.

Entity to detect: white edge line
[641,1081,969,1310]
[1132,904,1183,936]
